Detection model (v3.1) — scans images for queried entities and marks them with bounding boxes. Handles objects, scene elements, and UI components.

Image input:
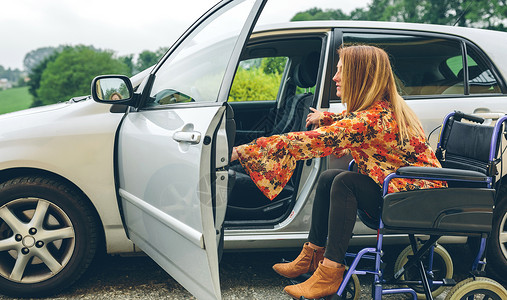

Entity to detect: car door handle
[173,131,201,144]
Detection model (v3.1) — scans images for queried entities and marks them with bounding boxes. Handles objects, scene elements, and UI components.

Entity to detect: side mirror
[91,75,135,104]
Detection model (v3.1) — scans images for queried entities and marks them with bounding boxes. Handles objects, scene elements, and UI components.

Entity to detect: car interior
[224,35,325,227]
[342,33,502,97]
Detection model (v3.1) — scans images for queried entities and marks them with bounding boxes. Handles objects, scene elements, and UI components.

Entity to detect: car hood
[0,99,79,122]
[0,64,151,132]
[0,64,152,133]
[0,97,122,139]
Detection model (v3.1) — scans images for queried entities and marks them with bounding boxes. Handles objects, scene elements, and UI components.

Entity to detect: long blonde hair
[338,45,424,141]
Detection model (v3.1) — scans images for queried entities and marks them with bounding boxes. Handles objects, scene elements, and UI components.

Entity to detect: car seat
[443,66,501,95]
[270,52,319,135]
[226,52,320,222]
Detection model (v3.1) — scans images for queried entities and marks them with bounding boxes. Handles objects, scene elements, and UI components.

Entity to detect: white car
[1,0,506,298]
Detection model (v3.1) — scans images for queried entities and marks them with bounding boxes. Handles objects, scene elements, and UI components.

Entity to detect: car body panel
[118,105,227,299]
[113,0,268,299]
[0,62,153,254]
[0,99,134,253]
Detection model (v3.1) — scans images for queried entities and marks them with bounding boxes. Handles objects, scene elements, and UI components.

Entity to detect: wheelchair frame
[331,111,507,300]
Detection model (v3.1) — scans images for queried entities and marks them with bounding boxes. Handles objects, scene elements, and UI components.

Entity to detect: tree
[134,47,168,73]
[229,57,286,102]
[28,51,60,102]
[291,7,350,21]
[135,50,158,73]
[119,54,134,77]
[35,45,129,106]
[460,1,507,31]
[260,57,287,75]
[291,0,507,32]
[23,46,63,73]
[229,67,282,101]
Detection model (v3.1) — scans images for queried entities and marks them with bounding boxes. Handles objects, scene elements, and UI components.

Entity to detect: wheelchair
[298,111,507,300]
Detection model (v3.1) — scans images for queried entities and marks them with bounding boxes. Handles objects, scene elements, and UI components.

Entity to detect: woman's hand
[231,147,239,161]
[305,107,323,128]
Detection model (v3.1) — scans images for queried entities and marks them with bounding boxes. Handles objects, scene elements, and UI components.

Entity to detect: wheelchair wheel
[394,243,453,299]
[326,268,361,300]
[486,189,507,284]
[443,277,507,300]
[300,267,361,300]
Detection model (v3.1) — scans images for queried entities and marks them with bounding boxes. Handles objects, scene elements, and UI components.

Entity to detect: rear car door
[115,1,266,299]
[335,30,507,146]
[327,29,507,236]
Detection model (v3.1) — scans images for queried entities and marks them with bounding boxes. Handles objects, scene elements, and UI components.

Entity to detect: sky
[0,0,370,71]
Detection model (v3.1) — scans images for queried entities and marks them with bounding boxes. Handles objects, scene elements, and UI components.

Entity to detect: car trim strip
[118,189,204,249]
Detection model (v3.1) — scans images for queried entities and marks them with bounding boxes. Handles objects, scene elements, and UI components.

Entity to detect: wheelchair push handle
[453,110,485,124]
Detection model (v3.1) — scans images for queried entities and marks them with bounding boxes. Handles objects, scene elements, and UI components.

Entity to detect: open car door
[115,1,267,299]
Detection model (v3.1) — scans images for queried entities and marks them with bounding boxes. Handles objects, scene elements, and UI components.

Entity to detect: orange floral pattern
[235,100,446,200]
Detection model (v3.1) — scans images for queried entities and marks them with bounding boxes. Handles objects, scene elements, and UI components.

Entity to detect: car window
[144,0,257,107]
[342,32,503,98]
[343,33,464,97]
[444,52,501,95]
[228,56,288,102]
[465,46,502,94]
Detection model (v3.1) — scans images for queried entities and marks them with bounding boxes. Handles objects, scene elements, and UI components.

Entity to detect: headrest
[457,66,483,81]
[294,52,320,88]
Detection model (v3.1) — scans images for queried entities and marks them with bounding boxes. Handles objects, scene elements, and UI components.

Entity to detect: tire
[311,267,360,300]
[487,184,507,283]
[443,277,507,300]
[394,243,453,299]
[0,176,99,297]
[328,268,361,300]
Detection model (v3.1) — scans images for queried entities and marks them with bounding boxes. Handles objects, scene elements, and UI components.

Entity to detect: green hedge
[229,67,282,102]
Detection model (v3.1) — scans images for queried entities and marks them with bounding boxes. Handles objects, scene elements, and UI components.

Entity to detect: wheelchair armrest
[396,166,489,182]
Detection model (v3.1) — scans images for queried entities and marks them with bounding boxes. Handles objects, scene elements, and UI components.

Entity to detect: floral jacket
[235,100,445,200]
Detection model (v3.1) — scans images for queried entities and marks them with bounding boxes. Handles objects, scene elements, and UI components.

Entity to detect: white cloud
[0,0,370,70]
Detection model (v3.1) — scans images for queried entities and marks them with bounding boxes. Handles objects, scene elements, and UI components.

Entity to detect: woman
[110,92,122,100]
[231,45,445,299]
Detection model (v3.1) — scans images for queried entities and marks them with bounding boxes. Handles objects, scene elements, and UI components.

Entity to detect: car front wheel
[0,176,99,297]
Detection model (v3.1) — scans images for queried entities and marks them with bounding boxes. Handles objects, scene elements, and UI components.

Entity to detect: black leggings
[308,169,382,263]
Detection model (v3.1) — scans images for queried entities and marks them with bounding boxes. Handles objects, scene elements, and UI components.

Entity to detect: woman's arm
[317,110,346,127]
[233,113,365,200]
[305,108,323,127]
[231,147,239,161]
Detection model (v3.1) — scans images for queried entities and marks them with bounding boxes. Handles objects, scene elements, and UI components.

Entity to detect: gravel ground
[0,244,504,300]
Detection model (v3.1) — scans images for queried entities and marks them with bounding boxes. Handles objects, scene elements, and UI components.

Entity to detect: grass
[0,86,33,115]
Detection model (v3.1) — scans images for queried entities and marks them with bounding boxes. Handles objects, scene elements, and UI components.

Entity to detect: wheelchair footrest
[289,273,312,285]
[443,278,457,286]
[298,295,339,300]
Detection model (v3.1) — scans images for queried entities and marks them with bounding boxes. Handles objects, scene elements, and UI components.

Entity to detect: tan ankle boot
[272,242,325,278]
[283,261,345,299]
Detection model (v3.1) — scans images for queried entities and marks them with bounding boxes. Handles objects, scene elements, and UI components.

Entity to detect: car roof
[254,21,507,80]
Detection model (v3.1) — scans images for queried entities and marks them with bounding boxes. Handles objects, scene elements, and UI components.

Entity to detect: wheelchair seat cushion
[382,187,495,235]
[357,209,380,230]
